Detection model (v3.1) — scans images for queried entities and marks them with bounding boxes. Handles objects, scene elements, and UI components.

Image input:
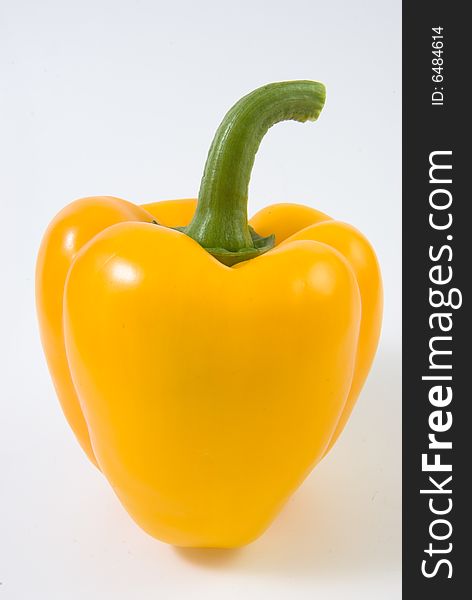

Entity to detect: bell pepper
[36,81,382,547]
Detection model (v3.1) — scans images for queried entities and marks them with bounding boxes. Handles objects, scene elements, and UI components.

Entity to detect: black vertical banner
[403,1,469,597]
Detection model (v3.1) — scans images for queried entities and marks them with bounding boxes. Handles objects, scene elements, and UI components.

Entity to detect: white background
[0,1,401,598]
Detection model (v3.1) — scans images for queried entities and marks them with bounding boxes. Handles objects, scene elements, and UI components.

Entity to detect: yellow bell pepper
[36,81,382,547]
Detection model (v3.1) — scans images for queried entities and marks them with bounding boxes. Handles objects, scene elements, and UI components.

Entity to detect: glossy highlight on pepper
[36,81,383,547]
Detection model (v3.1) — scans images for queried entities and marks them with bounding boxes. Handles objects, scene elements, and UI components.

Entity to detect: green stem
[184,80,326,266]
